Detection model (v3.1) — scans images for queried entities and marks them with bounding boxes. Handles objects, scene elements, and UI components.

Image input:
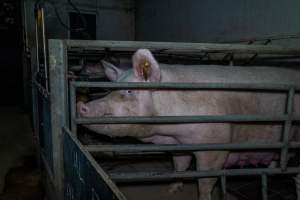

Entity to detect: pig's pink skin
[77,49,300,200]
[224,152,278,168]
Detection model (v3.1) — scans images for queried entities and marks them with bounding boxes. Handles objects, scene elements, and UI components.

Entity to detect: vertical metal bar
[261,174,268,200]
[35,10,40,73]
[221,175,227,200]
[70,81,77,135]
[280,88,295,170]
[31,51,41,168]
[48,39,67,200]
[229,54,234,66]
[41,7,49,91]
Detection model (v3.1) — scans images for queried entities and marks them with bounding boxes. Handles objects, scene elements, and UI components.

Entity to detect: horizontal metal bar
[225,32,300,44]
[109,167,300,182]
[65,40,300,55]
[85,143,283,153]
[76,114,290,124]
[73,81,298,91]
[289,142,300,148]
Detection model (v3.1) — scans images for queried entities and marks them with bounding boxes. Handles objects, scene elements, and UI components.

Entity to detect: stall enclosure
[32,39,300,200]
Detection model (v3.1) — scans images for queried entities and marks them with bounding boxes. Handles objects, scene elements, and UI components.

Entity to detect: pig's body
[145,65,300,167]
[77,49,300,200]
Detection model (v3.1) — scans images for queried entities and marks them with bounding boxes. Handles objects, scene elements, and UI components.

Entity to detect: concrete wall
[47,0,135,40]
[136,0,300,45]
[24,0,135,42]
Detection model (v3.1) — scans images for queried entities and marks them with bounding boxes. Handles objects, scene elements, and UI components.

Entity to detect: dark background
[0,0,23,106]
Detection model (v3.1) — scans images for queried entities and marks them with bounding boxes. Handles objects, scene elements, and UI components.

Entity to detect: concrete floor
[99,151,297,200]
[99,156,238,200]
[0,106,35,193]
[120,183,238,200]
[0,106,295,200]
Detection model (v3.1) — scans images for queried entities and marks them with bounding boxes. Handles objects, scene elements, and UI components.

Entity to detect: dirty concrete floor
[100,157,238,200]
[0,156,44,200]
[119,183,237,200]
[99,152,297,200]
[0,106,35,194]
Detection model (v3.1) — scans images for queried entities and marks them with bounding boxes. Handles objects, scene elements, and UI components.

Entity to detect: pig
[77,49,300,200]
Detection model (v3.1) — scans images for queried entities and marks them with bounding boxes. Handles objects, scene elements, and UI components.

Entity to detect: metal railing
[69,80,300,200]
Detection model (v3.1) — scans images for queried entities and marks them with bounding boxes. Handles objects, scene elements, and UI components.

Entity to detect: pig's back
[154,64,300,116]
[160,64,300,85]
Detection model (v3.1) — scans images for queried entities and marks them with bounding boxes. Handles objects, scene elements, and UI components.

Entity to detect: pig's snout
[77,101,90,117]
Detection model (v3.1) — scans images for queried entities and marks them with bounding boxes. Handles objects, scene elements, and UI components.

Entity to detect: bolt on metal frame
[50,39,300,200]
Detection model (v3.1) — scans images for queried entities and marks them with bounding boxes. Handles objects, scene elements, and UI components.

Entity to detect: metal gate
[39,39,300,200]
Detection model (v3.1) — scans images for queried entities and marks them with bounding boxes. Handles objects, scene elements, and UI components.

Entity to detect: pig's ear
[132,49,161,82]
[101,60,123,81]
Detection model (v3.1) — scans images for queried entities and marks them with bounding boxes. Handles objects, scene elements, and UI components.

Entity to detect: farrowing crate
[33,39,300,200]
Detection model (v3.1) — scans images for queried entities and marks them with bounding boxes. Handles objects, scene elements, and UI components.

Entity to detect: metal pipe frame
[221,175,227,200]
[85,142,300,153]
[57,39,300,200]
[69,80,298,200]
[107,167,300,182]
[65,40,300,55]
[70,81,298,157]
[73,81,299,91]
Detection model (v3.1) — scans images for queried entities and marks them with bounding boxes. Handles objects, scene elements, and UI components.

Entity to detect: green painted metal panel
[63,128,126,200]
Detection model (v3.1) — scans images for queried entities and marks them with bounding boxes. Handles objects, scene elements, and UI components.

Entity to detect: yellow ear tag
[140,61,151,80]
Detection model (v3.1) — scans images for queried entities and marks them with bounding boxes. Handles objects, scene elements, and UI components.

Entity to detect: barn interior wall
[135,0,300,46]
[24,0,135,45]
[10,1,300,199]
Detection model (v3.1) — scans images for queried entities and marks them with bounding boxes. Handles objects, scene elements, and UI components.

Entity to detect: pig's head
[77,49,161,137]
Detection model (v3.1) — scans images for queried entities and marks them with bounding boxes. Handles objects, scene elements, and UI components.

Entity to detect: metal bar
[70,82,77,134]
[73,81,298,91]
[41,7,49,91]
[242,39,271,66]
[65,40,300,55]
[85,143,283,153]
[261,174,268,200]
[32,79,50,99]
[288,142,300,148]
[109,167,300,182]
[31,75,42,171]
[41,151,55,185]
[48,39,67,200]
[225,32,300,44]
[35,12,40,73]
[76,114,289,125]
[221,175,227,200]
[280,88,295,171]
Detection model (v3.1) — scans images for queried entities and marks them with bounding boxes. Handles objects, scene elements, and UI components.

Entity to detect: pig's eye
[120,90,134,98]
